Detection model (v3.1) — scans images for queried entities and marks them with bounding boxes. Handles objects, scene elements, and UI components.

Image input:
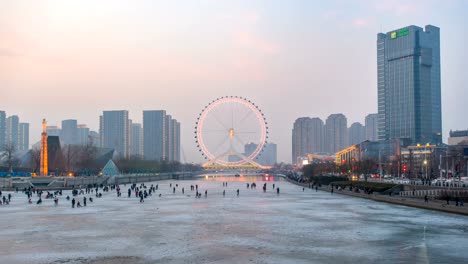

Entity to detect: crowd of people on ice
[0,180,285,208]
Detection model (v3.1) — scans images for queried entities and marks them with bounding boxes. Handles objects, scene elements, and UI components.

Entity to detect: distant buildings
[348,122,365,146]
[377,25,442,144]
[0,112,29,151]
[448,130,468,146]
[325,114,347,154]
[143,110,166,161]
[77,124,90,145]
[245,142,277,166]
[143,110,180,161]
[61,119,78,145]
[6,115,19,148]
[365,113,378,142]
[291,117,325,164]
[18,123,29,151]
[101,110,130,159]
[131,123,143,158]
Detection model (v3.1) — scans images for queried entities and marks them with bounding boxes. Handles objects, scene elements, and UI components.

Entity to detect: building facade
[365,113,378,142]
[5,115,19,148]
[77,124,90,145]
[291,117,325,164]
[61,119,78,145]
[448,130,468,146]
[131,123,143,158]
[143,110,166,160]
[245,142,277,166]
[18,123,29,151]
[325,114,348,154]
[101,111,130,159]
[348,122,365,146]
[377,25,442,144]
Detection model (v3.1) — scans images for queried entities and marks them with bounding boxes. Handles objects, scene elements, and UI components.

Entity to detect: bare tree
[29,147,41,173]
[1,142,20,175]
[63,144,79,173]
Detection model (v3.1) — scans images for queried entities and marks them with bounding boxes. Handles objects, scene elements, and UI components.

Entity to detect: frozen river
[1,175,468,264]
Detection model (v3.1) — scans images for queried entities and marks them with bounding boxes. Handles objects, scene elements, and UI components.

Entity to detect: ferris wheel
[195,96,269,168]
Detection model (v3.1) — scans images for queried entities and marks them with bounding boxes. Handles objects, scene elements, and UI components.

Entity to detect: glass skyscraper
[377,25,441,144]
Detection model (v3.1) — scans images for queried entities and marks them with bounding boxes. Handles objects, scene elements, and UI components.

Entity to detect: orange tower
[40,118,48,176]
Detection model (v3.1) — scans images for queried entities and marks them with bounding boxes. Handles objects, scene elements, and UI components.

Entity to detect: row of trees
[1,141,202,176]
[302,159,378,180]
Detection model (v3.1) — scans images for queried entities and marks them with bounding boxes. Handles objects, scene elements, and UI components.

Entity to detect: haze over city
[1,0,467,163]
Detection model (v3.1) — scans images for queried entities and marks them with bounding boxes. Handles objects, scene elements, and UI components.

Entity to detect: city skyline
[1,1,467,163]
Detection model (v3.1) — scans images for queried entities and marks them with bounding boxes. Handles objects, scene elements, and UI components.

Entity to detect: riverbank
[285,177,468,216]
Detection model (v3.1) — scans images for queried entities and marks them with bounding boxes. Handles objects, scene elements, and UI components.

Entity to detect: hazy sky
[1,0,467,163]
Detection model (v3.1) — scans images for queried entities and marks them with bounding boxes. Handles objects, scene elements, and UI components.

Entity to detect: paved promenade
[286,178,468,216]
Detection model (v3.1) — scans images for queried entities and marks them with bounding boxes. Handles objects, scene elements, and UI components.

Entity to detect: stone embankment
[285,177,468,216]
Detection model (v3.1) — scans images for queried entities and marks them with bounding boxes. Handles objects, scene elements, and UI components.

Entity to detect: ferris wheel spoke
[211,136,230,156]
[236,131,258,134]
[211,111,230,130]
[233,135,247,148]
[235,110,254,129]
[203,129,228,133]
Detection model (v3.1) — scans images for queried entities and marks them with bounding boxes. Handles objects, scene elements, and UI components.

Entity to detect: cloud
[235,30,280,55]
[352,18,369,28]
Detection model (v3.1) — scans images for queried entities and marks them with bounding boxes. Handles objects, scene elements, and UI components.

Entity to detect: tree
[29,147,41,173]
[1,142,20,175]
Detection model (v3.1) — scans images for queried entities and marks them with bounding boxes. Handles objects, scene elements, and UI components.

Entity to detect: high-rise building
[377,25,442,144]
[245,142,277,166]
[291,117,325,164]
[0,111,5,150]
[61,119,78,145]
[131,123,143,158]
[164,115,173,161]
[46,126,61,137]
[77,124,90,145]
[325,114,347,153]
[174,120,181,162]
[365,113,378,142]
[18,123,29,151]
[102,110,130,159]
[5,115,19,148]
[143,110,166,160]
[348,122,365,146]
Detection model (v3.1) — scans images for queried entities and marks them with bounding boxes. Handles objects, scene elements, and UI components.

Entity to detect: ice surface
[1,175,467,264]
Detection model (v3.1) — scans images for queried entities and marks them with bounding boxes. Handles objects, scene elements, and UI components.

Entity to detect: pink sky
[1,0,467,162]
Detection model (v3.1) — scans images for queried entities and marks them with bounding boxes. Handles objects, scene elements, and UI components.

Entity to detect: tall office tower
[77,124,90,145]
[143,110,166,160]
[164,115,173,161]
[377,25,441,144]
[46,126,61,137]
[0,111,5,150]
[245,142,277,166]
[18,123,29,151]
[131,123,143,158]
[292,117,325,164]
[365,113,378,142]
[348,122,365,146]
[5,115,19,148]
[61,119,78,145]
[102,111,130,159]
[325,114,348,153]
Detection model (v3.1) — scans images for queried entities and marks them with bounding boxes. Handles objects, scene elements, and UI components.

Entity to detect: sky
[1,0,467,163]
